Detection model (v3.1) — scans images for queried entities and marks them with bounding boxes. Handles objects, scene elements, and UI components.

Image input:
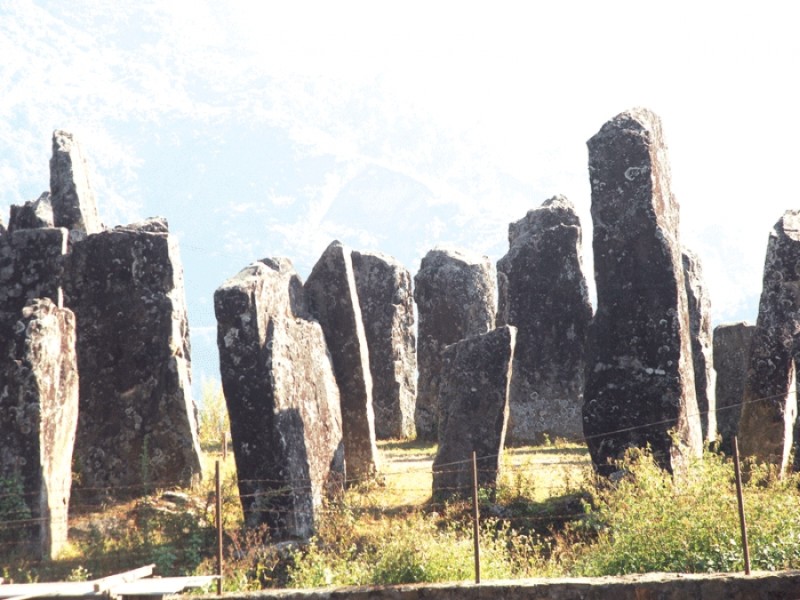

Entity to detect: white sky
[2,1,798,391]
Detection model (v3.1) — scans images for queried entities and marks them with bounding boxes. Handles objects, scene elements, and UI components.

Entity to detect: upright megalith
[738,211,800,472]
[351,250,417,440]
[714,322,755,455]
[305,241,379,480]
[0,228,67,313]
[683,250,717,443]
[414,248,496,440]
[432,326,516,501]
[215,258,344,539]
[0,299,79,560]
[8,192,54,233]
[583,108,702,476]
[49,130,103,242]
[497,196,592,444]
[64,218,202,500]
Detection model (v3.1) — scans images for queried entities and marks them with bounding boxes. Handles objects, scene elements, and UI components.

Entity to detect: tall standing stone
[496,196,592,444]
[738,211,800,471]
[215,258,344,539]
[0,299,79,559]
[432,326,516,501]
[414,248,496,441]
[8,192,54,233]
[713,322,755,455]
[64,218,202,499]
[0,228,67,313]
[351,250,417,440]
[683,249,717,443]
[583,108,702,476]
[305,241,379,480]
[49,130,103,242]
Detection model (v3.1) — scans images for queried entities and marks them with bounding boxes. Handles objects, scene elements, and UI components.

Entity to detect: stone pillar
[305,241,380,480]
[432,326,516,501]
[683,249,717,443]
[738,211,800,472]
[215,258,344,539]
[8,192,54,233]
[0,299,79,560]
[583,108,702,476]
[414,247,496,441]
[0,228,67,313]
[351,250,417,440]
[713,322,755,455]
[497,196,592,444]
[49,130,103,243]
[64,218,202,500]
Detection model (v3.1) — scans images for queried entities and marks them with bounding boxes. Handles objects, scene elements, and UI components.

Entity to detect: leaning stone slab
[351,250,417,440]
[0,299,79,560]
[497,196,592,445]
[8,192,54,232]
[0,227,67,314]
[49,130,103,242]
[738,211,800,471]
[583,108,702,476]
[305,241,379,481]
[683,249,717,443]
[64,218,202,500]
[432,326,515,501]
[713,322,755,455]
[414,247,496,441]
[215,258,344,539]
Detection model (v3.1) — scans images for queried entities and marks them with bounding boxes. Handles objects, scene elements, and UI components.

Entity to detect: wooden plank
[93,564,155,592]
[0,581,96,598]
[112,576,217,595]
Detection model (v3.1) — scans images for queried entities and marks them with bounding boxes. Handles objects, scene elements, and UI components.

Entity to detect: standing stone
[432,326,516,501]
[351,250,417,440]
[0,299,79,560]
[683,249,717,443]
[583,108,702,476]
[713,322,755,455]
[8,192,54,232]
[414,248,496,441]
[64,218,202,500]
[738,211,800,471]
[496,196,592,444]
[0,228,67,314]
[49,130,103,242]
[215,258,344,539]
[305,241,379,480]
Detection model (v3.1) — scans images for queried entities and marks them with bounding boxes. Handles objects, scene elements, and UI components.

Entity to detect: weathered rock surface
[0,227,67,313]
[8,192,54,232]
[49,130,103,242]
[432,326,515,501]
[64,218,202,499]
[496,196,592,444]
[583,108,702,476]
[713,322,755,455]
[215,258,344,539]
[351,250,416,440]
[738,211,800,471]
[414,248,496,441]
[683,249,717,443]
[0,299,79,559]
[305,241,379,480]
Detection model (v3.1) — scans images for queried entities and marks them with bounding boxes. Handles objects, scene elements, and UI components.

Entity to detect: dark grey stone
[64,218,202,500]
[497,196,592,444]
[351,250,416,440]
[683,249,717,443]
[305,241,379,481]
[215,258,344,539]
[414,247,496,441]
[713,322,755,455]
[0,228,67,314]
[8,192,54,232]
[432,326,516,501]
[583,108,702,476]
[738,211,800,471]
[0,299,79,559]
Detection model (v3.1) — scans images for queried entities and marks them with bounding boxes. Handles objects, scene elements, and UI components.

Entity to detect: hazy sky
[2,1,798,395]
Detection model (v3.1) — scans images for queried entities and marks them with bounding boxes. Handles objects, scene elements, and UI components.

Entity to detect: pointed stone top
[423,246,488,268]
[50,129,103,240]
[351,249,406,271]
[509,195,580,244]
[115,217,169,235]
[775,210,800,241]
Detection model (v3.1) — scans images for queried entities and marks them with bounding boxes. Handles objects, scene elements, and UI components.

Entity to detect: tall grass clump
[570,447,800,575]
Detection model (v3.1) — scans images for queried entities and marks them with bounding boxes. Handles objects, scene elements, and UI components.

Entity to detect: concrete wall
[191,570,800,600]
